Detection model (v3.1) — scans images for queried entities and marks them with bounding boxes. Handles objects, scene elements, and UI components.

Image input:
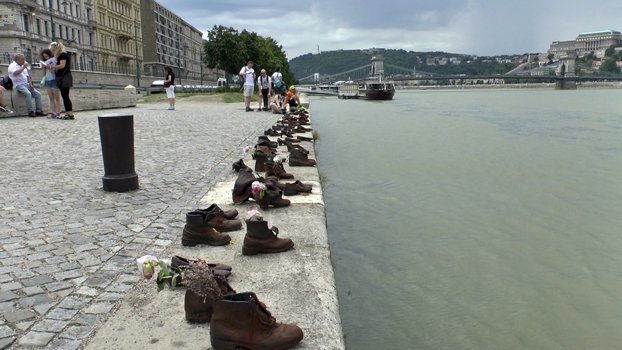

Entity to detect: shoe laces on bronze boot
[210,292,304,349]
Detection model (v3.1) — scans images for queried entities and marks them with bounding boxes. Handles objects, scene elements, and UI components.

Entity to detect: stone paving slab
[0,101,282,348]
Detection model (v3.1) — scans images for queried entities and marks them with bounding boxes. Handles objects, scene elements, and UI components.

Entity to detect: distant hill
[289,49,522,80]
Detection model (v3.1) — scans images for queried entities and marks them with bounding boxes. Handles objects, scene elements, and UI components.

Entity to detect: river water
[310,89,622,350]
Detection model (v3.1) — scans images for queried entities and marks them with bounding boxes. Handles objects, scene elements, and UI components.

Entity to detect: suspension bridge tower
[370,55,385,80]
[555,52,577,90]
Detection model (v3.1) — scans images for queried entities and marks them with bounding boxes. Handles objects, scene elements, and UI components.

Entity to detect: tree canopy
[203,25,295,87]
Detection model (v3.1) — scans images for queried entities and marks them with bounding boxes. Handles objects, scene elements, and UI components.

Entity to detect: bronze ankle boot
[199,203,238,220]
[232,168,256,204]
[253,188,291,209]
[283,180,313,196]
[210,292,303,349]
[232,159,250,173]
[289,148,317,167]
[265,176,284,191]
[206,210,242,232]
[184,264,236,323]
[264,161,294,179]
[243,219,294,255]
[182,211,231,247]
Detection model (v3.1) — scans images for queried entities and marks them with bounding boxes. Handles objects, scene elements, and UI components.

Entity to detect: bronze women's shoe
[210,292,303,350]
[289,148,317,167]
[199,203,238,220]
[184,265,236,323]
[182,212,231,247]
[283,180,313,196]
[243,219,294,255]
[232,159,251,173]
[232,168,256,204]
[264,162,294,180]
[252,189,291,209]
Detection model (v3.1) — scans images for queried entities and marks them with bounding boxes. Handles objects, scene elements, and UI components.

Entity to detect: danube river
[311,89,622,349]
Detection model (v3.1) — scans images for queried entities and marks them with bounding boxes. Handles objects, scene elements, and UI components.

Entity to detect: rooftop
[577,30,621,37]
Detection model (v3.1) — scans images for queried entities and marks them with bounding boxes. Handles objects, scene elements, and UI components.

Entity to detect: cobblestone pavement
[0,102,278,349]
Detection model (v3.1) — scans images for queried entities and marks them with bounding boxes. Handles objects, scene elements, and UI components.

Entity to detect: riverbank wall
[83,97,346,349]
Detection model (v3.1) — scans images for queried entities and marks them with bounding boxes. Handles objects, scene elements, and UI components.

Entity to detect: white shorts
[165,86,175,98]
[243,85,254,97]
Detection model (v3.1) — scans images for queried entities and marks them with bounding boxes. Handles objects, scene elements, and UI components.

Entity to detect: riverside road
[0,103,280,348]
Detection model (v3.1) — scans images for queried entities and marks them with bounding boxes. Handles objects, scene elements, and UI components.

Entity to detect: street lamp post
[133,19,140,87]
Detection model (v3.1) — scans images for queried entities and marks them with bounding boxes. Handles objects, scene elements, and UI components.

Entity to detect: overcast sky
[158,0,622,59]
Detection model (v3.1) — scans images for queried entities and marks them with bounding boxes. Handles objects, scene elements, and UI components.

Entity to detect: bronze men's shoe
[289,148,317,167]
[253,188,291,209]
[253,150,272,172]
[265,176,284,191]
[210,292,303,350]
[264,162,294,179]
[296,136,313,142]
[199,203,238,220]
[184,275,235,323]
[232,159,251,173]
[171,255,232,280]
[283,180,313,196]
[182,211,231,247]
[257,138,278,149]
[206,209,242,232]
[232,168,256,204]
[243,219,294,255]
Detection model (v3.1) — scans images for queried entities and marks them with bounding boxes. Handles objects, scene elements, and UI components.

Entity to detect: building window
[44,20,49,37]
[58,24,62,38]
[36,19,41,35]
[76,5,80,18]
[23,15,29,32]
[65,27,69,39]
[69,3,73,16]
[86,8,91,20]
[77,30,80,42]
[88,32,92,45]
[71,28,75,39]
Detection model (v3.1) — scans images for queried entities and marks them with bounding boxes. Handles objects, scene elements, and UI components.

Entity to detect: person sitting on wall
[8,54,45,117]
[284,85,301,112]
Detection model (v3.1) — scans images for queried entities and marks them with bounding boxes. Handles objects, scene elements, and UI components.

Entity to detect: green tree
[600,58,621,74]
[547,53,554,64]
[204,25,246,90]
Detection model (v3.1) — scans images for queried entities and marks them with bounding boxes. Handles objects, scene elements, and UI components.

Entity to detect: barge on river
[338,80,396,100]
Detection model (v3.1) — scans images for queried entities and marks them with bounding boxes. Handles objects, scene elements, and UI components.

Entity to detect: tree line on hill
[203,25,295,88]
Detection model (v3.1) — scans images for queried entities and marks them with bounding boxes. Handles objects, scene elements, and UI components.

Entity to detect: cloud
[157,0,622,58]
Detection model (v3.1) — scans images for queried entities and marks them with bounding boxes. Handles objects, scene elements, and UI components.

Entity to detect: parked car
[151,80,165,87]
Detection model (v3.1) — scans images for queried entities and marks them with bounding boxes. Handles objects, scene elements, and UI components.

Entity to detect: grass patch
[137,92,205,103]
[122,281,138,285]
[68,321,81,327]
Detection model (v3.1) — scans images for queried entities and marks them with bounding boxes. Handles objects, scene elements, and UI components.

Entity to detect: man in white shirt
[239,61,255,112]
[256,69,271,112]
[8,54,44,117]
[271,66,284,95]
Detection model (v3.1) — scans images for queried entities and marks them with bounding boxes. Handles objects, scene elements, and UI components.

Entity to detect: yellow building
[95,0,142,74]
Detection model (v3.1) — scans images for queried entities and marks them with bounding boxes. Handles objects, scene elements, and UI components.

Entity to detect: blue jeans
[15,84,43,113]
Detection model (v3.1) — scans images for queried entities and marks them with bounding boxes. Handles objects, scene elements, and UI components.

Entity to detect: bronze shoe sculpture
[199,203,238,220]
[253,188,291,209]
[182,211,231,247]
[296,136,313,142]
[257,137,278,149]
[171,255,232,279]
[264,161,294,179]
[243,218,294,255]
[289,148,317,167]
[210,292,304,349]
[283,180,313,196]
[265,176,284,191]
[184,262,236,323]
[205,209,242,232]
[232,159,251,173]
[232,168,256,204]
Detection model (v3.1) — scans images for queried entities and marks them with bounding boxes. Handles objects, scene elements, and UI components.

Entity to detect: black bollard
[98,113,139,192]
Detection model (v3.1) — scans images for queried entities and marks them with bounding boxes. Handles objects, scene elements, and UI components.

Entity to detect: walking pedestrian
[40,49,62,119]
[271,66,285,95]
[239,61,255,112]
[256,69,271,111]
[48,42,74,120]
[164,66,175,110]
[8,54,45,118]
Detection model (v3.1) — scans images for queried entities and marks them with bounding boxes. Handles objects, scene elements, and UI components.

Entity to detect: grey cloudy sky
[158,0,622,58]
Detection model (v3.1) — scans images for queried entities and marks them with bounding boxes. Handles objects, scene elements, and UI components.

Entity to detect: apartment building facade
[95,0,142,74]
[0,0,98,70]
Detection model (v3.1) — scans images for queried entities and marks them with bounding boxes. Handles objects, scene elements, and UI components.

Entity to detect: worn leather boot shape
[257,138,278,149]
[205,210,242,232]
[265,176,284,191]
[200,203,238,220]
[243,219,294,255]
[182,212,231,246]
[293,125,312,133]
[289,148,317,167]
[232,168,256,204]
[171,255,232,283]
[264,162,294,179]
[296,135,313,142]
[253,188,291,209]
[232,159,251,173]
[185,274,236,324]
[210,292,303,350]
[283,180,313,196]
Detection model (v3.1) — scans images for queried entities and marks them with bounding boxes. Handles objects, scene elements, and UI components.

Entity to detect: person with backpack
[271,66,285,95]
[256,69,271,112]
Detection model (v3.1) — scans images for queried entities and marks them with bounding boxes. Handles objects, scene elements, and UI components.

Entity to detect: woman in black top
[49,42,74,119]
[164,66,176,110]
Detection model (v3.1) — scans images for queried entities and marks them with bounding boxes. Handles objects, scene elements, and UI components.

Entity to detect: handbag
[164,81,171,88]
[55,76,63,89]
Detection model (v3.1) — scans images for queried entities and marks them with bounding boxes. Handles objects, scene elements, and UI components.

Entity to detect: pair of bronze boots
[181,204,242,246]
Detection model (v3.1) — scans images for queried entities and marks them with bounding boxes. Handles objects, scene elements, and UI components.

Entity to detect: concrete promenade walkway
[0,101,344,349]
